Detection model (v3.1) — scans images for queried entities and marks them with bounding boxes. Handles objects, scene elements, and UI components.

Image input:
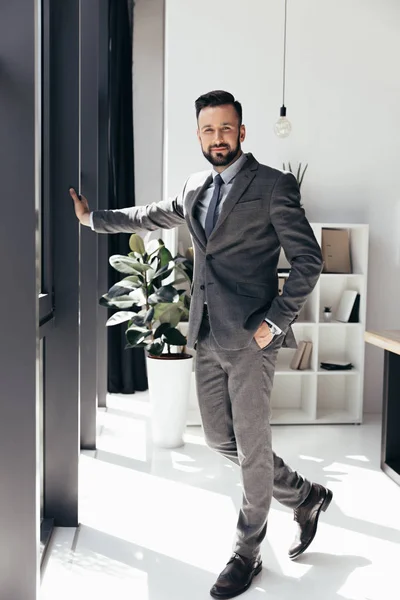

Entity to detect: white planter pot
[146,353,194,448]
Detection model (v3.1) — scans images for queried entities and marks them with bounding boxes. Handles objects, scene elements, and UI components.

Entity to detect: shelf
[271,408,315,425]
[275,368,315,375]
[320,273,364,278]
[318,369,358,375]
[318,322,362,327]
[293,321,316,326]
[271,372,316,421]
[318,326,361,370]
[315,408,361,424]
[316,373,361,422]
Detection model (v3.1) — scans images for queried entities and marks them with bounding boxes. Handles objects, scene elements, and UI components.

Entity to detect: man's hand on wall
[69,188,91,227]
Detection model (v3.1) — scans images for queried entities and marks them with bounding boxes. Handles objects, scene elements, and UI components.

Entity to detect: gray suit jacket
[92,153,323,350]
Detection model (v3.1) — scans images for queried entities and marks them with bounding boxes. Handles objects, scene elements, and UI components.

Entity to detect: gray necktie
[205,174,224,239]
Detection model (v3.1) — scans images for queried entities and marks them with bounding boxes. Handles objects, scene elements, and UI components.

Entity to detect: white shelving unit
[271,223,369,425]
[168,223,369,426]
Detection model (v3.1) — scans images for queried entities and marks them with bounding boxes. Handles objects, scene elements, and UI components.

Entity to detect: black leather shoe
[210,553,262,599]
[289,483,333,560]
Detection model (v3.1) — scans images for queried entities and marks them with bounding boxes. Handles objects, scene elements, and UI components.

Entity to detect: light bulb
[274,106,292,138]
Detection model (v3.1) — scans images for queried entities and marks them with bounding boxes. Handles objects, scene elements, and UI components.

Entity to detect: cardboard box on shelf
[321,228,352,273]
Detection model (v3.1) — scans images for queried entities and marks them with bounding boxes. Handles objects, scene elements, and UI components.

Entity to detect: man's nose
[212,130,224,146]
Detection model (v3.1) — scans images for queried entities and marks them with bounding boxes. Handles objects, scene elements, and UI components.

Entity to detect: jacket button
[206,254,213,261]
[200,285,205,290]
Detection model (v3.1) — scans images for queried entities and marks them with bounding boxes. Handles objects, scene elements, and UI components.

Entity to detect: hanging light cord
[282,0,288,106]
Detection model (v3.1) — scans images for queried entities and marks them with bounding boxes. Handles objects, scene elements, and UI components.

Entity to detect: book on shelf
[336,290,360,323]
[299,342,313,370]
[290,341,313,371]
[320,361,354,371]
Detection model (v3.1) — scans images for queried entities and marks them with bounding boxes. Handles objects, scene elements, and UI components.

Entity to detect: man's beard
[202,135,241,167]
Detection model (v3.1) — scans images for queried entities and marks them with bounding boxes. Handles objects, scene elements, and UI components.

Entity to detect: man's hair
[195,90,243,125]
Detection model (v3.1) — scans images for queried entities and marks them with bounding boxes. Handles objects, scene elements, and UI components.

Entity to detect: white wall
[133,0,165,207]
[164,0,400,413]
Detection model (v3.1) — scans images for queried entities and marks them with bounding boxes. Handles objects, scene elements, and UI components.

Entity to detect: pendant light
[274,0,292,138]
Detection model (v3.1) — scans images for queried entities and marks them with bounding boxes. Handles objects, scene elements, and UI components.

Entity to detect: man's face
[197,104,246,168]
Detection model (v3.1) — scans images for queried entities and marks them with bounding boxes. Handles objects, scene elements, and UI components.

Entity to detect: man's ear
[240,124,246,143]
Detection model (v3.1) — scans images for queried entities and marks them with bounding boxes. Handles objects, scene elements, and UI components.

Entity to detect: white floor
[41,393,400,600]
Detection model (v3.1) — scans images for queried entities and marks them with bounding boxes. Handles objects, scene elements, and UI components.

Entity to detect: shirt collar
[212,153,248,185]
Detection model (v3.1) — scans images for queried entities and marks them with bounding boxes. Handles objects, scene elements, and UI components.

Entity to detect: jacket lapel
[208,155,258,242]
[185,173,213,252]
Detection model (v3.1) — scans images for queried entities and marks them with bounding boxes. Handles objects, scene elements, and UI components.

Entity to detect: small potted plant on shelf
[283,162,308,190]
[100,233,193,449]
[323,306,333,322]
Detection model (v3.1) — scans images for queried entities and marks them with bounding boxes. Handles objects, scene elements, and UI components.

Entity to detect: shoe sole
[209,562,263,599]
[289,488,333,561]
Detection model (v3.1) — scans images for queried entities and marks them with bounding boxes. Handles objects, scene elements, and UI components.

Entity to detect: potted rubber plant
[100,233,193,448]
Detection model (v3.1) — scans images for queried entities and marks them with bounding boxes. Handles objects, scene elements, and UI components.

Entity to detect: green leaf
[152,260,175,280]
[174,265,191,284]
[159,246,173,268]
[99,295,116,308]
[125,341,149,350]
[153,322,171,339]
[128,314,146,327]
[145,238,162,257]
[128,251,144,261]
[127,288,147,307]
[146,341,164,356]
[129,262,152,273]
[173,277,188,285]
[126,326,152,347]
[104,294,136,309]
[299,163,308,188]
[129,234,145,255]
[144,306,155,324]
[148,284,179,305]
[107,280,141,299]
[153,302,172,320]
[162,327,187,346]
[106,311,137,326]
[121,275,142,286]
[109,255,143,275]
[157,304,183,327]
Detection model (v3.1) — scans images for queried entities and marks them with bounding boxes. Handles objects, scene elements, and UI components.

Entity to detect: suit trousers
[195,310,312,559]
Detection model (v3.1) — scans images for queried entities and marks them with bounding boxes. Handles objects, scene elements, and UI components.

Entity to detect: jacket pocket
[232,198,262,210]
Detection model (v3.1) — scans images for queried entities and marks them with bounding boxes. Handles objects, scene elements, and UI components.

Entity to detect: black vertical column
[44,0,80,526]
[0,1,40,598]
[381,350,400,485]
[97,0,110,409]
[80,0,101,449]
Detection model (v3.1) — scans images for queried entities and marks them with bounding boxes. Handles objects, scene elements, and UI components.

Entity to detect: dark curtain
[107,0,148,393]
